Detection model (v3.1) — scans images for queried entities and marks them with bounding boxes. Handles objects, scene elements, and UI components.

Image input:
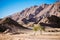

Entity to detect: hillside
[7,2,60,27]
[0,2,60,40]
[0,17,30,33]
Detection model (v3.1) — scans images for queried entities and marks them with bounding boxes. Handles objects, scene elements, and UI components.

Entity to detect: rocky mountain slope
[7,2,60,27]
[0,17,30,33]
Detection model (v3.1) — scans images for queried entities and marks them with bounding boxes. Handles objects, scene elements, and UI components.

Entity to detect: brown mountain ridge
[7,2,60,27]
[0,17,31,33]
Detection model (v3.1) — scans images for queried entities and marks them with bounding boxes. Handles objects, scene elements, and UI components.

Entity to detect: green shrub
[33,24,45,35]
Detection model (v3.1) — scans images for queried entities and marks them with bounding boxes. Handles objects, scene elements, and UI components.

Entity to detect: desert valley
[0,2,60,40]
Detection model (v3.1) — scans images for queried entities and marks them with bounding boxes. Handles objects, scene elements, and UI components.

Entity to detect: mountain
[8,2,60,27]
[0,17,30,33]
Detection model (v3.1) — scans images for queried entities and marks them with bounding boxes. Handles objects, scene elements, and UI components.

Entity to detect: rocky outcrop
[0,17,30,33]
[40,15,60,28]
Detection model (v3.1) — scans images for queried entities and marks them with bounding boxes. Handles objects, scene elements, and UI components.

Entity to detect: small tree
[39,24,45,35]
[33,24,39,35]
[33,24,45,35]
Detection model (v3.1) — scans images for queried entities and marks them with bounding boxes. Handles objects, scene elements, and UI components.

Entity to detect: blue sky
[0,0,56,18]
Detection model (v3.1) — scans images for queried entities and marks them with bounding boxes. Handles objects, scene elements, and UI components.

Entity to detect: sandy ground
[0,32,60,40]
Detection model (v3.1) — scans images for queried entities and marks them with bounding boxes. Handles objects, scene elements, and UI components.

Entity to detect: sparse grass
[33,24,45,35]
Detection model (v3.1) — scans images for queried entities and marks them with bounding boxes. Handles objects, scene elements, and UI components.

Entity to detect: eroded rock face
[40,15,60,28]
[0,24,8,32]
[7,2,60,27]
[0,17,30,33]
[47,15,60,24]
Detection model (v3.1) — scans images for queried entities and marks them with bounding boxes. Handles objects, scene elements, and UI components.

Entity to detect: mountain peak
[7,2,60,27]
